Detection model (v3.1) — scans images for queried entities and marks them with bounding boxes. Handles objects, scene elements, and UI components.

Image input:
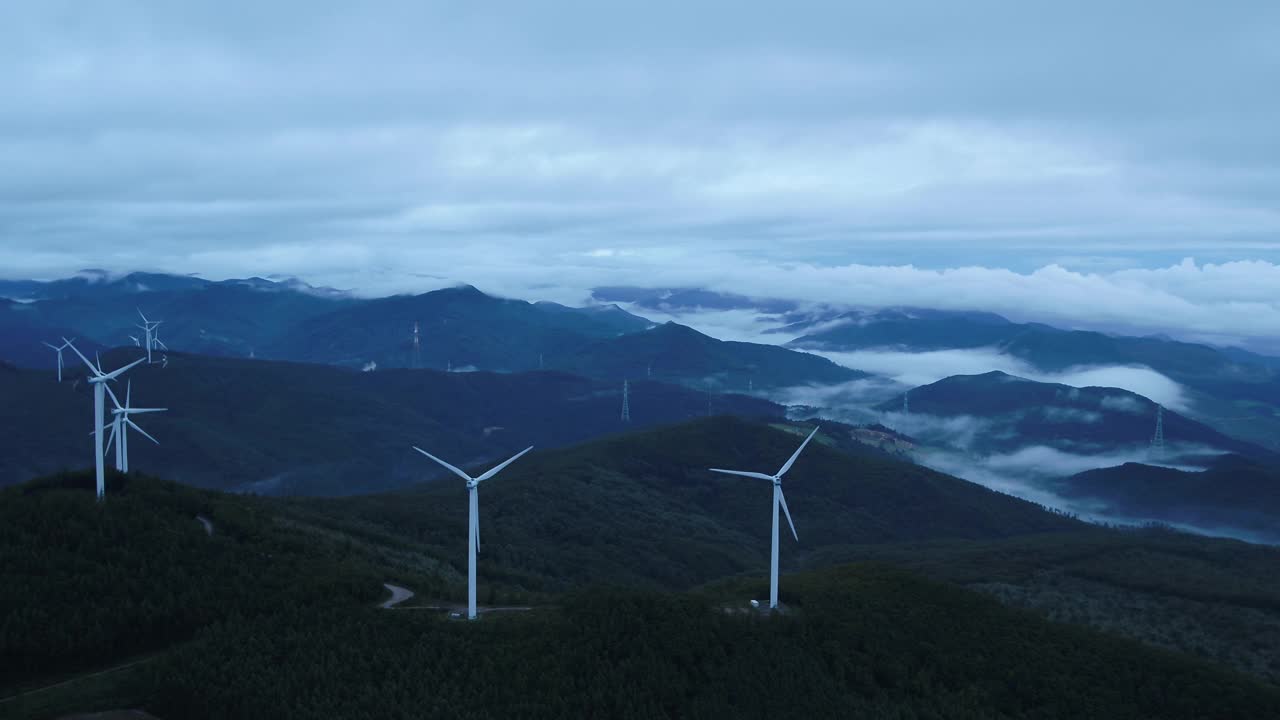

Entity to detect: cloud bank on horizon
[2,2,1278,351]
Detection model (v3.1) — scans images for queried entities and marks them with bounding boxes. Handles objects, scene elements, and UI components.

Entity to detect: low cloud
[916,443,1202,516]
[1100,395,1144,414]
[801,346,1189,411]
[1041,406,1103,424]
[876,411,997,452]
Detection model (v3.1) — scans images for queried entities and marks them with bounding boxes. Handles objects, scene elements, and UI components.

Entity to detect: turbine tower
[621,380,631,422]
[411,444,534,620]
[709,425,819,609]
[64,340,145,500]
[1151,404,1165,454]
[903,390,909,414]
[103,380,165,473]
[42,338,74,382]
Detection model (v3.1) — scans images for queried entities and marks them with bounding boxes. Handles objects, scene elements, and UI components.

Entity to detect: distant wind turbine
[710,425,819,610]
[42,338,74,382]
[65,340,145,500]
[136,308,163,364]
[411,445,534,620]
[103,380,165,473]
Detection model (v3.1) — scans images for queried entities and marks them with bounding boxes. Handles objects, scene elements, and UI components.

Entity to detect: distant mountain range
[0,350,782,494]
[876,371,1273,461]
[2,273,857,391]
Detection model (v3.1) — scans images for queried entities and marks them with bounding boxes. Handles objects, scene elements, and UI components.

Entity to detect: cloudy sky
[3,2,1278,347]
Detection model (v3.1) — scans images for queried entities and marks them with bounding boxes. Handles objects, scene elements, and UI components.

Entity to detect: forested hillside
[279,417,1081,593]
[141,567,1280,719]
[0,352,781,493]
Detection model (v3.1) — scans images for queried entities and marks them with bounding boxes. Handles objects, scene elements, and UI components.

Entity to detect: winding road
[380,583,415,609]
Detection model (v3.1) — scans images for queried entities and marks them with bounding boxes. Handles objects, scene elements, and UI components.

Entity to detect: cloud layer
[2,2,1278,350]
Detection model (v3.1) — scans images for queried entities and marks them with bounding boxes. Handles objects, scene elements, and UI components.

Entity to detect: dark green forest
[143,568,1280,720]
[3,421,1279,719]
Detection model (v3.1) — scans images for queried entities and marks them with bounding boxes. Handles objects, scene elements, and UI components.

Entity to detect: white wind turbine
[104,380,165,473]
[710,425,819,610]
[136,309,163,364]
[412,445,534,620]
[64,340,145,500]
[42,338,75,382]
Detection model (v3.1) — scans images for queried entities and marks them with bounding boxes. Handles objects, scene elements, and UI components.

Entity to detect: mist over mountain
[849,371,1280,541]
[876,371,1270,460]
[1060,456,1280,544]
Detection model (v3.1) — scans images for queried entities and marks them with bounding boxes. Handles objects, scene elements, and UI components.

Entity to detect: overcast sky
[2,2,1278,348]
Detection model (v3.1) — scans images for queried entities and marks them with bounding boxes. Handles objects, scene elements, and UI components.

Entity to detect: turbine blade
[104,382,123,410]
[100,356,146,381]
[137,308,148,323]
[155,338,168,350]
[64,340,101,376]
[43,341,58,350]
[129,407,167,414]
[104,419,117,454]
[708,468,775,481]
[125,380,131,408]
[126,418,159,445]
[411,446,472,482]
[776,426,820,478]
[474,445,533,483]
[778,488,798,542]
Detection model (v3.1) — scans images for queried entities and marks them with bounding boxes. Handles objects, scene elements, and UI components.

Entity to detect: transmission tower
[621,380,631,422]
[1151,404,1165,453]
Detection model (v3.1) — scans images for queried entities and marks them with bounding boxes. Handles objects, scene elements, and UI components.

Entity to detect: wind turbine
[136,309,163,364]
[103,380,165,473]
[709,425,819,610]
[42,338,74,382]
[64,340,145,500]
[411,445,534,620]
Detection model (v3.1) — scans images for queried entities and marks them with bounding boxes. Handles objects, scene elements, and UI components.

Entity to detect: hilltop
[283,416,1082,592]
[1060,456,1280,543]
[878,370,1271,460]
